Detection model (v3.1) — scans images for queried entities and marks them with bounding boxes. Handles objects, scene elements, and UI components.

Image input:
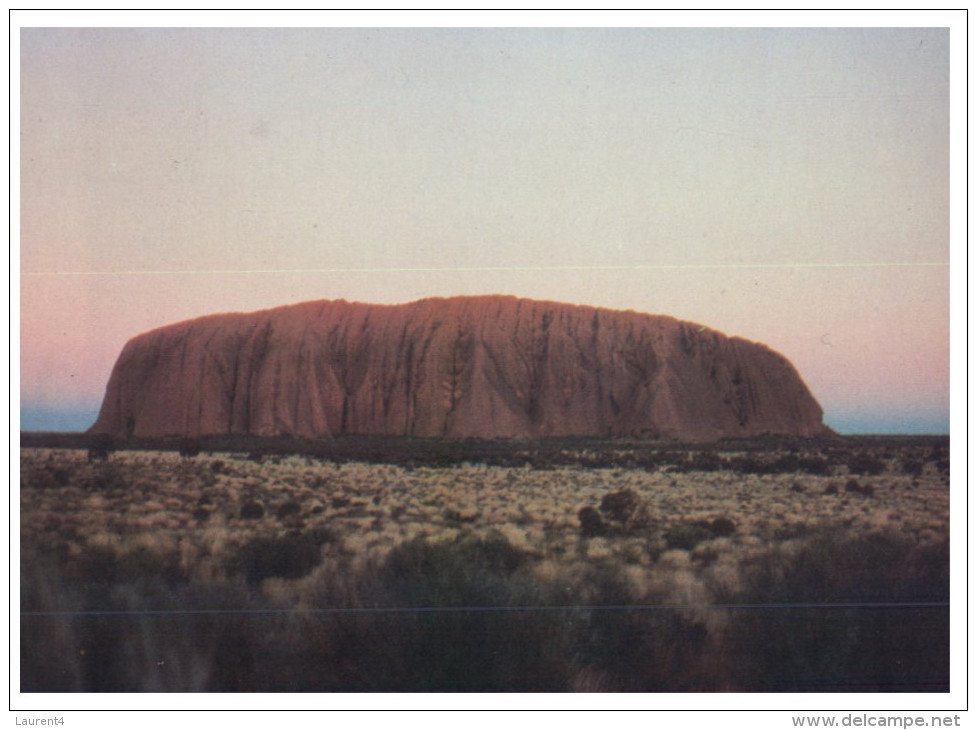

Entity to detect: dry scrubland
[21,440,949,692]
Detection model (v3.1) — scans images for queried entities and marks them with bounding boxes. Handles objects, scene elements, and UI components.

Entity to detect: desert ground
[20,437,950,692]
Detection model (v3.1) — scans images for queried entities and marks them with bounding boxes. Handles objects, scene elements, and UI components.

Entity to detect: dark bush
[578,506,605,537]
[276,501,302,520]
[773,454,802,473]
[240,500,265,519]
[88,464,127,492]
[598,488,651,530]
[710,517,737,537]
[686,451,724,472]
[87,434,115,462]
[824,482,839,495]
[847,453,886,476]
[725,530,949,691]
[378,533,529,609]
[21,562,265,691]
[50,465,73,486]
[600,488,640,523]
[23,467,58,491]
[178,437,202,460]
[65,544,185,586]
[664,522,714,551]
[306,526,338,546]
[845,479,874,497]
[238,533,322,584]
[24,465,74,490]
[797,456,831,476]
[901,459,924,477]
[729,456,775,475]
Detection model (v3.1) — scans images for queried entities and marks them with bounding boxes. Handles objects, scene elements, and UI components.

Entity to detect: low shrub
[663,517,735,549]
[845,479,874,497]
[847,453,886,476]
[306,526,338,546]
[87,434,115,462]
[901,459,924,477]
[724,529,949,691]
[88,464,127,492]
[710,517,737,537]
[795,456,831,476]
[178,437,202,460]
[664,522,714,551]
[578,506,605,537]
[598,488,652,531]
[237,533,322,584]
[685,451,724,472]
[23,464,75,490]
[275,501,302,520]
[239,500,265,519]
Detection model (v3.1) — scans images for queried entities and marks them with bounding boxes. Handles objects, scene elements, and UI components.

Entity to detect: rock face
[90,296,829,441]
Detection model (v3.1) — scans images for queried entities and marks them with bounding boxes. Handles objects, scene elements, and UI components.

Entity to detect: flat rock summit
[90,296,829,441]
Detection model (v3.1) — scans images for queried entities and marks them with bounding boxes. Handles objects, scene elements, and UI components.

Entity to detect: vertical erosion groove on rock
[89,295,829,441]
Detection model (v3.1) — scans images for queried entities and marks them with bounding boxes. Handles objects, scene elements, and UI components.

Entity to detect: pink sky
[18,25,955,433]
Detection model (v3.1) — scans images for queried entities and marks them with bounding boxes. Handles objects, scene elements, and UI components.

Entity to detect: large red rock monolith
[90,296,829,441]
